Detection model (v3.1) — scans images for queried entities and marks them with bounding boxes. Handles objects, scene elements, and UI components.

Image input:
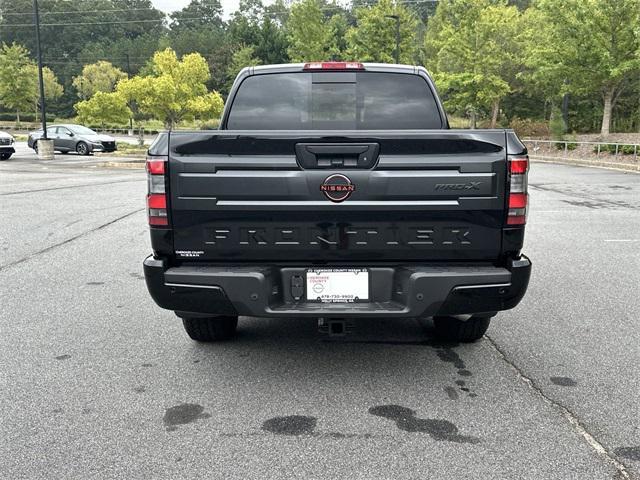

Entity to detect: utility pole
[33,0,47,139]
[385,15,400,64]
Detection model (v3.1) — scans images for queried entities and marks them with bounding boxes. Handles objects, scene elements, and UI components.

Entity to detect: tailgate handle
[295,143,379,169]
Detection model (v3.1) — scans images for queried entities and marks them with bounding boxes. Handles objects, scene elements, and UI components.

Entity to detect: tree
[117,48,224,128]
[170,0,224,32]
[0,43,63,124]
[28,65,64,120]
[524,0,640,136]
[265,0,292,26]
[255,16,289,65]
[425,0,521,127]
[287,0,340,61]
[227,0,289,67]
[72,61,128,99]
[226,46,262,90]
[0,0,166,83]
[346,0,419,64]
[41,66,64,101]
[328,12,350,58]
[228,0,265,48]
[75,91,132,126]
[0,43,37,124]
[168,26,233,94]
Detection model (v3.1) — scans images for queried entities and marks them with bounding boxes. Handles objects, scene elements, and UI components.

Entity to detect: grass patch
[112,142,147,156]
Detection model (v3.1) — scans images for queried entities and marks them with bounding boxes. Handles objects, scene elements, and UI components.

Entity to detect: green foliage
[425,1,521,125]
[227,0,288,68]
[523,0,640,135]
[593,144,638,155]
[255,17,289,65]
[346,0,418,64]
[75,91,131,126]
[170,0,224,32]
[72,61,128,99]
[554,140,577,151]
[116,48,223,128]
[287,0,342,61]
[0,43,63,123]
[549,107,566,139]
[115,142,148,155]
[0,44,37,121]
[226,46,262,90]
[509,117,550,138]
[0,0,165,79]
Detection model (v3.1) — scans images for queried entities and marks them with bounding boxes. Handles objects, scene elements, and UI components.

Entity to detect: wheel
[181,316,238,342]
[33,141,38,154]
[0,153,11,160]
[76,141,90,155]
[433,314,493,343]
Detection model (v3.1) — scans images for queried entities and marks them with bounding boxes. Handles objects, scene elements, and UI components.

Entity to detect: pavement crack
[0,208,144,272]
[0,179,143,196]
[484,334,631,480]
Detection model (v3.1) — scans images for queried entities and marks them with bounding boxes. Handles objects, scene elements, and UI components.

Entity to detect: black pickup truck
[143,62,531,343]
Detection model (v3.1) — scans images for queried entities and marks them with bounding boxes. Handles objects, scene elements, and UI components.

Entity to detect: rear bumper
[143,256,531,318]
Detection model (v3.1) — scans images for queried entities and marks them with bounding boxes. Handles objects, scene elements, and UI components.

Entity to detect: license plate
[306,268,369,303]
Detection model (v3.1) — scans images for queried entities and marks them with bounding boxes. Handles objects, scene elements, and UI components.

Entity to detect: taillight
[146,155,168,227]
[507,155,529,225]
[303,62,365,70]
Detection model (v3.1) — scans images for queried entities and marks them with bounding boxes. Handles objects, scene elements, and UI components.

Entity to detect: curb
[99,161,145,169]
[530,156,640,174]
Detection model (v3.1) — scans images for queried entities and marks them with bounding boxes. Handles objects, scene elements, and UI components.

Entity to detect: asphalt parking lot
[0,153,638,479]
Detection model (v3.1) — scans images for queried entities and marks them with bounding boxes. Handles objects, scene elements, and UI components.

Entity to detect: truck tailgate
[167,130,508,263]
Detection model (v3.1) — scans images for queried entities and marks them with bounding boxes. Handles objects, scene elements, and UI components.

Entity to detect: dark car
[0,131,16,160]
[143,62,531,344]
[27,124,117,155]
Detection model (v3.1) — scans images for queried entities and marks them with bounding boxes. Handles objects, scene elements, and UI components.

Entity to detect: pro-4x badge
[320,174,355,202]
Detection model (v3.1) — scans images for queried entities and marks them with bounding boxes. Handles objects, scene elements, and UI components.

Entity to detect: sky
[151,0,242,19]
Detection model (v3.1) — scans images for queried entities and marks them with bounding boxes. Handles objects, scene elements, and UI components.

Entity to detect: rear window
[226,72,443,130]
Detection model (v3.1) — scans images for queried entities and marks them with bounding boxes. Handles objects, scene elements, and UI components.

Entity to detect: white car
[0,131,15,160]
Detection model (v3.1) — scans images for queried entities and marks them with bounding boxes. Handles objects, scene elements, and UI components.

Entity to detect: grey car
[27,124,117,155]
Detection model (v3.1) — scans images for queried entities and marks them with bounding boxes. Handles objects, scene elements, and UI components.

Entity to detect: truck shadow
[186,316,482,394]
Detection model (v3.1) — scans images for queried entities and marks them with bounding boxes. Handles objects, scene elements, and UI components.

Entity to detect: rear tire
[182,316,238,342]
[0,153,11,160]
[433,314,492,343]
[33,141,38,154]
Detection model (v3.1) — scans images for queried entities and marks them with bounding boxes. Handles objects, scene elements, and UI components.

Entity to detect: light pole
[33,0,54,159]
[33,0,47,139]
[385,14,400,64]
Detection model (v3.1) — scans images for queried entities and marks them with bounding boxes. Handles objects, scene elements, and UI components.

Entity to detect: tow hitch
[318,317,353,337]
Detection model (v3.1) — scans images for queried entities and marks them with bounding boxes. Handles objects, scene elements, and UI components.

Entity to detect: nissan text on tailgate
[143,62,531,343]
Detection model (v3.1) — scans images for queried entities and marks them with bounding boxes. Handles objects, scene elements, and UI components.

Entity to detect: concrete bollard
[37,139,55,160]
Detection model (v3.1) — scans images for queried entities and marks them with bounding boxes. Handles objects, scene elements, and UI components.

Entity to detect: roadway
[0,154,638,479]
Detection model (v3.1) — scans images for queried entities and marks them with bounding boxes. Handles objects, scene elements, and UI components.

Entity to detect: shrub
[555,141,577,150]
[549,107,566,140]
[592,144,638,155]
[199,120,220,130]
[509,117,550,138]
[0,112,55,123]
